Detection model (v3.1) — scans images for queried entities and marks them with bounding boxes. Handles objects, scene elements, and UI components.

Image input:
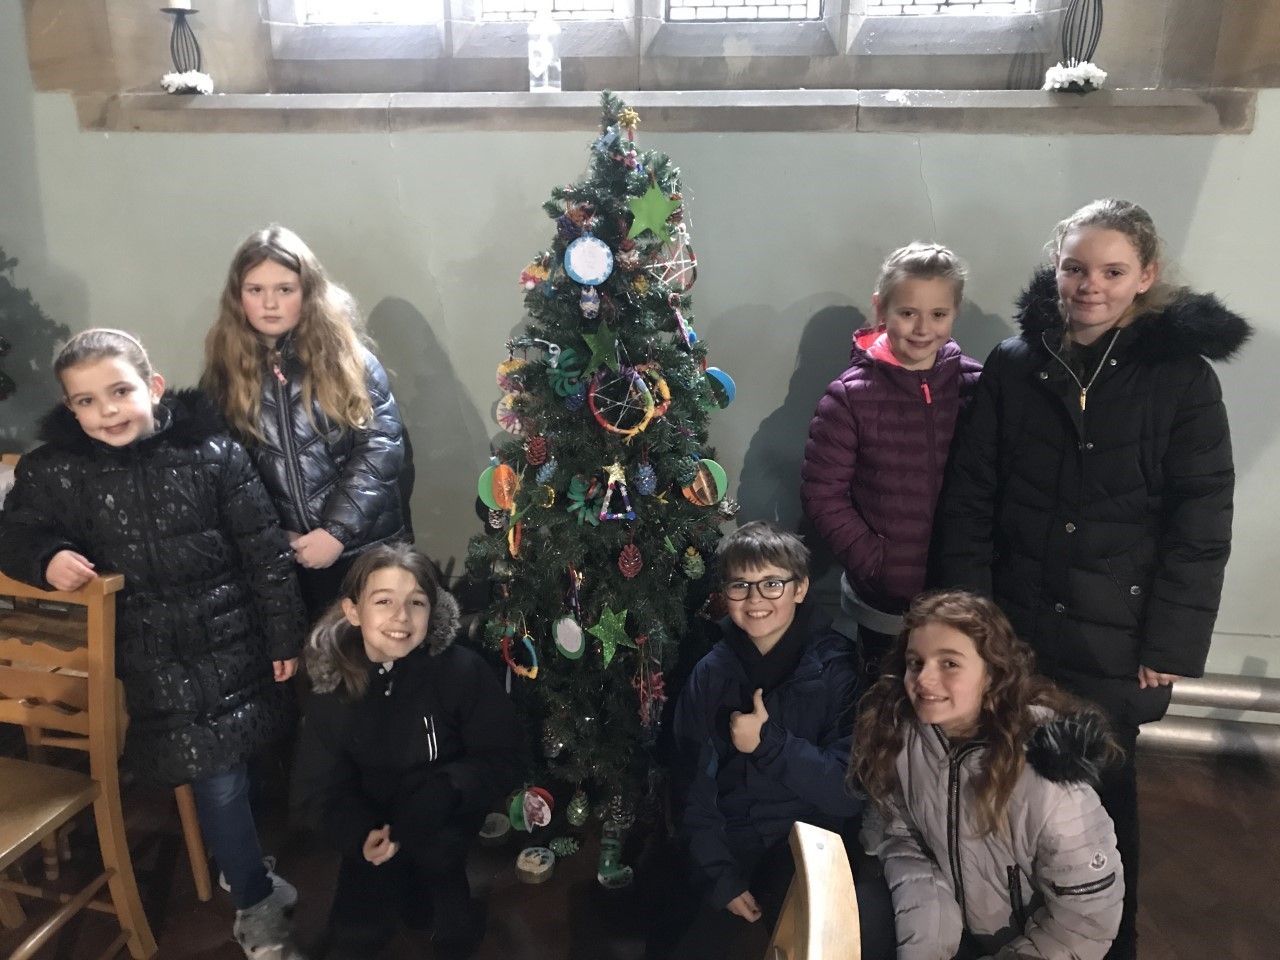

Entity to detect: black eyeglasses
[723,577,797,601]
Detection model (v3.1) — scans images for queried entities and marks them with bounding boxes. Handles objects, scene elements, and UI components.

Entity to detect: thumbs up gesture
[730,688,769,754]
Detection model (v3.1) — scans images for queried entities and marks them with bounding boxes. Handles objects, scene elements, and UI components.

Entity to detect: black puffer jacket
[250,335,407,556]
[934,269,1251,723]
[0,390,307,786]
[293,591,523,860]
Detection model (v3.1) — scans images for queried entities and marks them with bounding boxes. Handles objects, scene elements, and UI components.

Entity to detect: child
[0,329,307,959]
[201,225,410,619]
[801,242,982,676]
[292,543,522,960]
[933,199,1251,959]
[853,591,1124,960]
[666,521,889,959]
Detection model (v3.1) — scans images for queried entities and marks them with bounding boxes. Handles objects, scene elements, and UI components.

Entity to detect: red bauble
[618,543,644,579]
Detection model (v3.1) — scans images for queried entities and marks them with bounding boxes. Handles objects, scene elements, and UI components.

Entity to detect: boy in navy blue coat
[666,521,870,957]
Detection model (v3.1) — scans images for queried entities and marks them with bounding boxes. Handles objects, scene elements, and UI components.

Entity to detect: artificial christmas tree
[467,93,737,876]
[0,247,71,452]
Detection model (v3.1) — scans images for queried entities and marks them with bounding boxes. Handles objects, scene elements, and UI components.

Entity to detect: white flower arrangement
[161,70,214,95]
[1043,61,1107,94]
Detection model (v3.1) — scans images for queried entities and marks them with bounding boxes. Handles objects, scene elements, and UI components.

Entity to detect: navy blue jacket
[672,602,863,908]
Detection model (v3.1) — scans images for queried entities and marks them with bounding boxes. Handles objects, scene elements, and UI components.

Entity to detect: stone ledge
[73,88,1256,136]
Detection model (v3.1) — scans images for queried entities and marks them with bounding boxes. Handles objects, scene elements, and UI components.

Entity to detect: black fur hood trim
[1016,267,1253,363]
[36,388,229,453]
[305,589,462,696]
[1025,711,1115,788]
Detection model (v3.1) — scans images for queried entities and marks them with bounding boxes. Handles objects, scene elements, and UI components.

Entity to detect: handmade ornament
[618,543,643,579]
[517,847,556,885]
[718,496,740,520]
[682,459,727,506]
[634,462,657,496]
[564,389,586,412]
[676,458,699,485]
[553,616,585,659]
[523,786,555,829]
[589,368,655,438]
[478,813,511,847]
[627,184,681,241]
[633,663,667,731]
[631,274,650,297]
[556,215,582,243]
[567,475,603,527]
[496,357,528,393]
[592,124,621,156]
[567,789,590,827]
[703,367,737,409]
[617,106,641,136]
[600,462,637,521]
[541,727,565,759]
[520,259,552,291]
[536,458,558,484]
[581,319,619,374]
[491,462,519,510]
[647,223,698,294]
[538,485,556,508]
[564,234,614,287]
[670,295,698,347]
[588,606,637,668]
[496,393,527,436]
[682,547,705,579]
[597,818,633,889]
[507,520,522,558]
[487,509,506,530]
[524,435,548,466]
[636,363,672,418]
[477,461,501,510]
[580,285,601,319]
[609,793,637,831]
[502,629,539,679]
[548,347,585,397]
[549,837,580,858]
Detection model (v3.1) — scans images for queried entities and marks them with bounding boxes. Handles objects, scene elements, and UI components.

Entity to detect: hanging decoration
[682,547,705,579]
[634,448,657,496]
[497,356,529,393]
[636,363,672,418]
[589,368,655,438]
[597,818,634,889]
[670,294,698,348]
[517,847,556,884]
[633,661,667,732]
[564,234,614,287]
[682,458,727,507]
[618,543,643,579]
[626,183,681,241]
[588,606,637,668]
[502,627,540,680]
[567,789,590,827]
[581,319,620,375]
[536,458,558,484]
[553,616,585,659]
[491,462,519,511]
[567,474,604,526]
[647,223,698,294]
[600,462,637,522]
[477,460,502,510]
[496,393,528,436]
[703,367,737,409]
[517,786,555,830]
[542,726,565,759]
[579,285,602,319]
[548,347,585,396]
[520,258,553,291]
[487,509,506,530]
[549,837,580,858]
[525,435,549,466]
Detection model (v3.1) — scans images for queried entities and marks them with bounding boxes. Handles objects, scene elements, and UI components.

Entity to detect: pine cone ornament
[536,458,558,484]
[682,547,705,579]
[488,509,507,529]
[525,435,549,466]
[618,544,644,579]
[676,459,699,485]
[608,793,636,831]
[634,463,657,496]
[565,389,586,412]
[567,789,590,827]
[717,496,740,519]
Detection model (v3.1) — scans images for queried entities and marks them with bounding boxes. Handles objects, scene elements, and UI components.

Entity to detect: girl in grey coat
[852,592,1123,960]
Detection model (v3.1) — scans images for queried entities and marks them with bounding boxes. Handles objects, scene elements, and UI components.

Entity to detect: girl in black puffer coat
[933,200,1252,960]
[201,225,411,620]
[0,329,308,959]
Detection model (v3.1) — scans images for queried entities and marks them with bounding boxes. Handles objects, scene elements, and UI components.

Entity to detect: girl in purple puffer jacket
[801,243,981,674]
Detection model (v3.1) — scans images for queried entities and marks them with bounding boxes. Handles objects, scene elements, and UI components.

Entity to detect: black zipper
[936,726,984,925]
[1008,864,1027,929]
[273,367,313,532]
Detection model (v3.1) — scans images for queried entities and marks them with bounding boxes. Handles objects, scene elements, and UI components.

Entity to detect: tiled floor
[2,747,1276,959]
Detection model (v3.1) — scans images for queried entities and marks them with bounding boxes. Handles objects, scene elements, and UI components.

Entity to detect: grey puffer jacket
[249,334,407,557]
[877,712,1122,960]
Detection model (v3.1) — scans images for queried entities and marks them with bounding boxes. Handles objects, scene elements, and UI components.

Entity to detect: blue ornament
[536,458,558,484]
[565,390,586,412]
[557,216,581,243]
[580,285,601,319]
[634,463,657,496]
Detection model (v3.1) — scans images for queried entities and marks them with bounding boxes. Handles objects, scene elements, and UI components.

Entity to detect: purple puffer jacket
[801,329,981,612]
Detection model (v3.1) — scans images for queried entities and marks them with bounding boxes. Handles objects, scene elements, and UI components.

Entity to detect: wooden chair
[0,574,156,959]
[0,454,212,905]
[765,821,862,960]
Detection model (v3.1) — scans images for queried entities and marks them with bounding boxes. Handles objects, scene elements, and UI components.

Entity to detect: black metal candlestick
[161,7,203,74]
[1061,0,1103,67]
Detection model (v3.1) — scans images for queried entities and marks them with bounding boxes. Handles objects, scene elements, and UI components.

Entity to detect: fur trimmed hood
[1025,711,1114,788]
[1016,266,1252,363]
[305,588,462,696]
[37,388,229,453]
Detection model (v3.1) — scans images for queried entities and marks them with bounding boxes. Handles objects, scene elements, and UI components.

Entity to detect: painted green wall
[2,2,1276,688]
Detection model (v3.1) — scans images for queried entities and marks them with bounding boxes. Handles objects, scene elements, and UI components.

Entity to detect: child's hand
[726,891,762,923]
[45,550,96,593]
[362,824,398,866]
[273,659,298,682]
[292,528,344,569]
[1138,665,1183,689]
[729,688,769,754]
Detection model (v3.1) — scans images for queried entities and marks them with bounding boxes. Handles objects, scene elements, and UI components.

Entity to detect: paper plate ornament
[553,616,585,659]
[564,234,614,287]
[682,459,727,506]
[496,357,528,393]
[704,367,736,409]
[523,786,555,829]
[516,846,556,884]
[477,463,501,510]
[491,462,519,511]
[496,393,527,436]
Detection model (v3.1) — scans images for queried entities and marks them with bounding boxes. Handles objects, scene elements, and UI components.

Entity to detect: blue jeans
[190,763,272,910]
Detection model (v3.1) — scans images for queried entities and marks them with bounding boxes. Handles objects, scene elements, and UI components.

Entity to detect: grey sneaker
[234,876,304,960]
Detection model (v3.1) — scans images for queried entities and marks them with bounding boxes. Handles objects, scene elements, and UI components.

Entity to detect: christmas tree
[466,93,736,867]
[0,247,71,454]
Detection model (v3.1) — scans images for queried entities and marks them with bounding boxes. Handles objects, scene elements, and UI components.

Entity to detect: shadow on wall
[0,251,72,455]
[956,297,1017,362]
[736,304,866,593]
[366,296,488,585]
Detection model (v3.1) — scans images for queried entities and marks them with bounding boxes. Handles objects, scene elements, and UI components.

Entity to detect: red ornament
[525,435,549,466]
[618,543,644,579]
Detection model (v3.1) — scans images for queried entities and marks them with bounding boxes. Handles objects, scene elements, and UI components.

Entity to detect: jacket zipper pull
[273,362,287,386]
[1079,388,1087,412]
[922,381,933,405]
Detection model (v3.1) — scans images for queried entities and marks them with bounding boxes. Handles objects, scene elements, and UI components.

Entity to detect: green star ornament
[626,184,680,241]
[581,319,619,373]
[587,606,637,668]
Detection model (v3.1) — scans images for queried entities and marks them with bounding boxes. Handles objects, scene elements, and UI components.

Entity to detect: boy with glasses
[662,521,888,958]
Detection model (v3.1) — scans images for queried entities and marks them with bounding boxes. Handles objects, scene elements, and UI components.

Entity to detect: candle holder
[1043,0,1106,94]
[160,5,213,94]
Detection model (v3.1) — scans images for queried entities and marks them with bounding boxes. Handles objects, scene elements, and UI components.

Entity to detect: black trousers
[327,812,482,955]
[1096,722,1140,960]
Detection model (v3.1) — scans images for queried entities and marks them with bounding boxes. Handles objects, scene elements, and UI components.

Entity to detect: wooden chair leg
[0,880,27,930]
[92,794,157,959]
[174,784,212,902]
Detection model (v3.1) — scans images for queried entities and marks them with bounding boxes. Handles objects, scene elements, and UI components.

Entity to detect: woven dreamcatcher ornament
[588,368,655,438]
[647,223,698,294]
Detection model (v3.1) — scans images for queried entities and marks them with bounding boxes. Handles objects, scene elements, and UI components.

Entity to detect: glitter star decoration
[587,606,637,668]
[581,318,619,373]
[626,184,681,241]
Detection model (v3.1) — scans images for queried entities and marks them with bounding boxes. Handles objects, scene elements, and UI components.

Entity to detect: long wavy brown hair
[851,591,1119,837]
[200,225,373,443]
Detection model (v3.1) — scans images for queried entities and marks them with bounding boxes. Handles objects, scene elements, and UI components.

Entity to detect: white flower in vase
[1042,61,1108,94]
[161,70,214,95]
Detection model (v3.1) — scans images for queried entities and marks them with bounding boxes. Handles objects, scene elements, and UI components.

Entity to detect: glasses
[723,577,797,601]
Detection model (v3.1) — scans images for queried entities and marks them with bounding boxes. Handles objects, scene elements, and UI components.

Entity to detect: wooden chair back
[765,821,861,960]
